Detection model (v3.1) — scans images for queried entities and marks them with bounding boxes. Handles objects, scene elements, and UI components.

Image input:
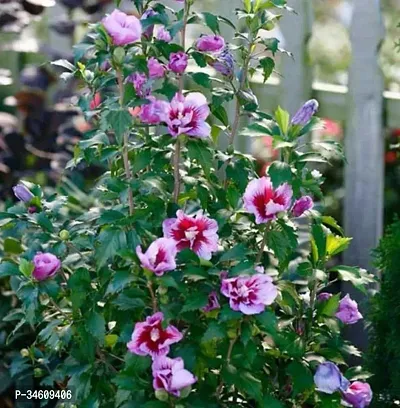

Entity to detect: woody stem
[116,69,134,216]
[173,1,190,203]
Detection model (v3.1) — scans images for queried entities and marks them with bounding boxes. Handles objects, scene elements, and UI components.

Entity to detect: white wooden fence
[225,0,387,351]
[214,0,390,275]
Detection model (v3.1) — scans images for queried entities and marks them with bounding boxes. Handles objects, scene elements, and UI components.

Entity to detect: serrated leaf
[287,361,313,395]
[326,234,352,257]
[35,212,53,232]
[268,161,292,187]
[259,57,275,82]
[181,293,209,313]
[261,395,285,408]
[275,106,290,135]
[105,109,132,144]
[132,149,152,173]
[87,311,106,344]
[19,258,34,278]
[51,59,75,71]
[186,141,213,177]
[220,243,247,262]
[113,293,145,311]
[0,261,20,278]
[319,293,340,317]
[96,228,127,267]
[202,322,225,343]
[4,237,23,254]
[191,72,212,89]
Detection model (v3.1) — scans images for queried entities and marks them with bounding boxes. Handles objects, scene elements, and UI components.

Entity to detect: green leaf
[0,261,20,278]
[255,310,277,333]
[321,216,344,236]
[318,394,343,408]
[211,105,229,126]
[51,59,75,71]
[329,266,376,293]
[99,210,125,225]
[197,12,220,33]
[261,395,285,408]
[319,293,340,317]
[181,292,209,313]
[220,243,247,262]
[268,161,292,187]
[219,304,242,322]
[186,141,213,177]
[87,311,106,344]
[105,270,134,295]
[191,72,212,89]
[105,109,132,144]
[35,212,53,232]
[202,322,225,343]
[238,371,263,401]
[259,57,275,82]
[4,237,23,254]
[191,51,207,68]
[287,361,313,395]
[297,261,313,277]
[132,149,152,173]
[96,228,127,267]
[19,259,34,278]
[275,106,290,136]
[326,234,352,257]
[113,292,146,311]
[311,223,326,262]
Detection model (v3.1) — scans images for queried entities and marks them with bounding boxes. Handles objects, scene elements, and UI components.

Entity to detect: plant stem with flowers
[0,1,377,407]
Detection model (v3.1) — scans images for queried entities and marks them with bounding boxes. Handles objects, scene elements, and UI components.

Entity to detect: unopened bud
[20,348,30,358]
[155,390,169,402]
[113,47,125,65]
[59,230,69,241]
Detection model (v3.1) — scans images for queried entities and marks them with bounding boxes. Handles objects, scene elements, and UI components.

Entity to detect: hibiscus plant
[0,0,376,407]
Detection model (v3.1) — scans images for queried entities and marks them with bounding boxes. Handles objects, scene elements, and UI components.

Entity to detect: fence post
[279,0,314,115]
[343,0,384,352]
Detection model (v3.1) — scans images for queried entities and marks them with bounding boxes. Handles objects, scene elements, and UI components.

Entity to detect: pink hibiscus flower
[243,176,293,224]
[152,356,197,396]
[163,210,218,260]
[221,274,278,315]
[136,238,177,276]
[165,92,211,138]
[127,312,183,357]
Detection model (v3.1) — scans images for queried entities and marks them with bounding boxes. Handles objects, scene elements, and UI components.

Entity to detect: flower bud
[113,47,126,65]
[59,230,70,241]
[291,99,319,126]
[34,368,44,377]
[178,386,192,399]
[158,286,168,295]
[20,348,30,358]
[13,184,34,203]
[155,389,169,402]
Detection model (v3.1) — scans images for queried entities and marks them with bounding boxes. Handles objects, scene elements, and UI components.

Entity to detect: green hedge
[368,219,400,405]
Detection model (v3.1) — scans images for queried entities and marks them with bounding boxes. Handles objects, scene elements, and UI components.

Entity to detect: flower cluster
[314,362,372,408]
[243,176,314,223]
[127,312,196,396]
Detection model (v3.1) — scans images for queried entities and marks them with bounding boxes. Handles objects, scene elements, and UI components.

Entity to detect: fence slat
[279,0,314,115]
[343,0,384,352]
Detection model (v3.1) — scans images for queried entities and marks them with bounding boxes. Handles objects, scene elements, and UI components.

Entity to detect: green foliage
[0,0,373,406]
[368,219,400,405]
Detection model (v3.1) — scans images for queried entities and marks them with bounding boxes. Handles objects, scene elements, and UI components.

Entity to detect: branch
[116,69,134,216]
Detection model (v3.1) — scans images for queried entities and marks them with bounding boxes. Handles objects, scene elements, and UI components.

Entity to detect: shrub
[0,0,375,406]
[368,219,400,406]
